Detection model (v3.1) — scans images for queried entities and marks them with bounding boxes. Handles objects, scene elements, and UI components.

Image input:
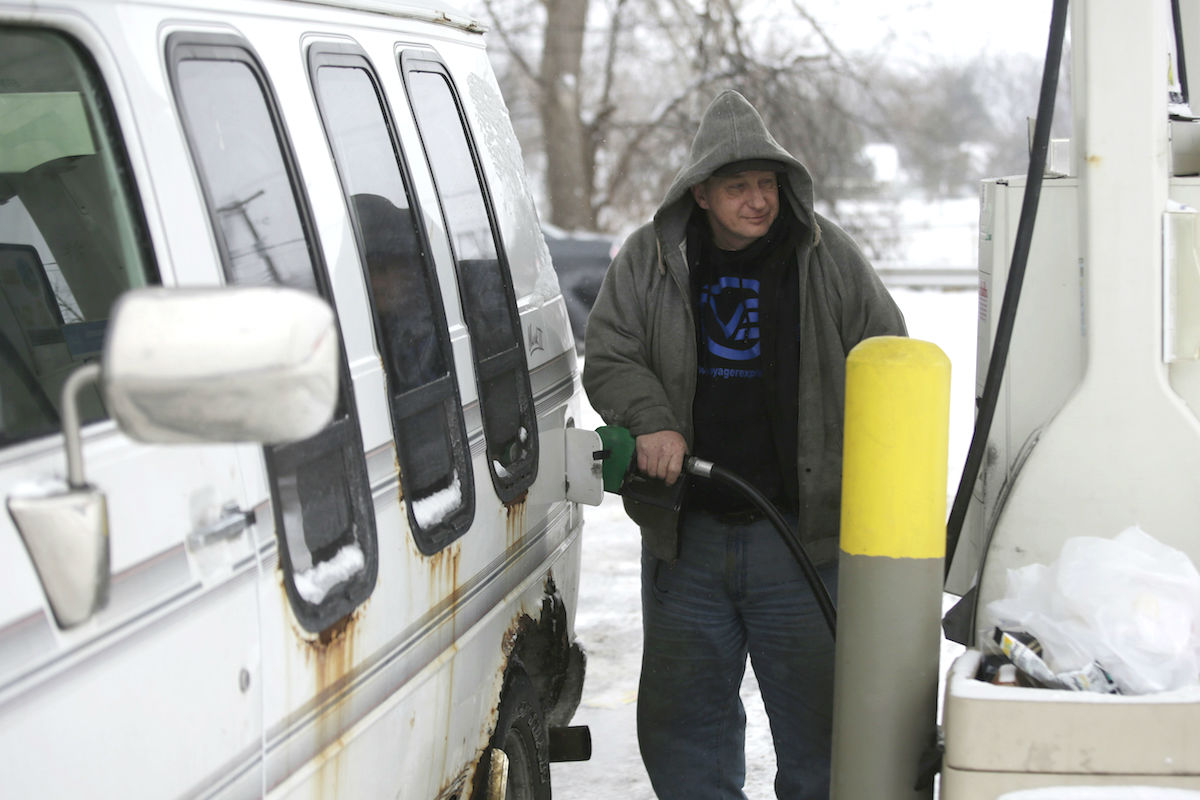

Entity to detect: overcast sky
[815,0,1056,62]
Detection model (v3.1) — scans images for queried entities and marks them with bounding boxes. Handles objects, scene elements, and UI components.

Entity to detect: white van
[0,1,601,797]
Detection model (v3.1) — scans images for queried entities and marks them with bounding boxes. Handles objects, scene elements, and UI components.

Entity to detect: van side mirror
[104,286,339,444]
[6,286,339,628]
[6,484,109,629]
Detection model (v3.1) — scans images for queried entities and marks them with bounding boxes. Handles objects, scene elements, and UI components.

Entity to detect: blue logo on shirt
[700,276,761,361]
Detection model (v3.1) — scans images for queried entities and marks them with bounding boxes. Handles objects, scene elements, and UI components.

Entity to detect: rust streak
[425,542,462,790]
[428,542,462,595]
[504,493,528,549]
[296,606,361,799]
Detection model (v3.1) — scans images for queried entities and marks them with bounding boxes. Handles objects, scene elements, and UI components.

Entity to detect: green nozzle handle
[595,425,635,493]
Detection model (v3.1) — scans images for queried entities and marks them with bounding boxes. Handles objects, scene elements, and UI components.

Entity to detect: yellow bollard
[830,336,950,800]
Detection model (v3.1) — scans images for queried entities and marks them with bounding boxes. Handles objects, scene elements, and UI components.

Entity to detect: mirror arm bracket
[62,363,101,489]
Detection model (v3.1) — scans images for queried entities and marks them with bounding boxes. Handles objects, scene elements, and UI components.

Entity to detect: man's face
[691,170,780,251]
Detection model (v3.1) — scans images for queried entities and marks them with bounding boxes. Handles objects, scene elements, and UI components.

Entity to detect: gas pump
[937,0,1200,795]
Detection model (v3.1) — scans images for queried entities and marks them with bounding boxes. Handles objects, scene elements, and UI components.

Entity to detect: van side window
[167,34,377,633]
[401,52,539,505]
[309,45,475,554]
[0,27,157,447]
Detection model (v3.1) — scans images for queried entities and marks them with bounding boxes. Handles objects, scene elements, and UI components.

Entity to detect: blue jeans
[637,510,838,800]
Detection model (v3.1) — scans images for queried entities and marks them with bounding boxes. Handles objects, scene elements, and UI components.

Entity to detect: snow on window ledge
[293,540,365,605]
[411,472,462,529]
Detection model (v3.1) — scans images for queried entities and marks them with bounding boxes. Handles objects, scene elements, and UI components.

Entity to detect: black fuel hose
[685,456,837,639]
[1173,0,1190,108]
[943,0,1069,579]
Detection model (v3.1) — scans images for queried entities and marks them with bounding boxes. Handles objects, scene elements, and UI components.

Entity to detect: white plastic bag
[985,525,1200,694]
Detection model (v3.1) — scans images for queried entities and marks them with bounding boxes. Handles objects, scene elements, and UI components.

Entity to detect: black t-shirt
[687,205,799,515]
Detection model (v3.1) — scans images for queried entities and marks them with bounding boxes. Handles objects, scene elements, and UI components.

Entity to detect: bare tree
[879,51,1071,198]
[472,0,889,235]
[540,0,594,229]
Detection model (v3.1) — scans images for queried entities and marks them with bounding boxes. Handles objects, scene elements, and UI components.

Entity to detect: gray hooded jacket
[583,90,906,564]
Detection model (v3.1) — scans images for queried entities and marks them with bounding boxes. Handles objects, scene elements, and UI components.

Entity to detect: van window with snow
[0,27,157,447]
[310,46,475,553]
[402,52,539,504]
[168,34,377,632]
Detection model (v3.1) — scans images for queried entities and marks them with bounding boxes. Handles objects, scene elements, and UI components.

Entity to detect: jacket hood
[654,90,818,249]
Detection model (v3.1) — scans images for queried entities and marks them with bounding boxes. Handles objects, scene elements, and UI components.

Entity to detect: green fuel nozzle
[594,426,688,517]
[595,425,636,494]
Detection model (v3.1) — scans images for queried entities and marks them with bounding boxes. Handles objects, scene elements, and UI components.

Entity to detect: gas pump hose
[684,456,838,639]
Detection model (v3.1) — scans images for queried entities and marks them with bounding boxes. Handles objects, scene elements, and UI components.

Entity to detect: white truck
[0,1,602,797]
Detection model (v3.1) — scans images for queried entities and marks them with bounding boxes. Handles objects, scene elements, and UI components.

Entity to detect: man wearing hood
[583,90,906,798]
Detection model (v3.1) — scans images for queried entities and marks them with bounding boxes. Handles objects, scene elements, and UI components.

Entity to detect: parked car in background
[542,223,619,349]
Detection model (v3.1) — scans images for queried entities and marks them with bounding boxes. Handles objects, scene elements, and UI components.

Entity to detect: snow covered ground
[552,282,978,798]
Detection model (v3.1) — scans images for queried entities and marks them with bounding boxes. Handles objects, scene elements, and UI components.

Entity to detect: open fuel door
[565,426,604,506]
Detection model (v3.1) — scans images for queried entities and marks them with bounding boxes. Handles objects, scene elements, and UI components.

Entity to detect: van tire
[488,667,551,800]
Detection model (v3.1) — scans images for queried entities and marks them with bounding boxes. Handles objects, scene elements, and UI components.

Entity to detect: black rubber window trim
[165,31,379,632]
[398,48,540,505]
[307,41,476,554]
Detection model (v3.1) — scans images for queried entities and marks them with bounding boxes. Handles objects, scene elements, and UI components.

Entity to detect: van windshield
[0,28,155,446]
